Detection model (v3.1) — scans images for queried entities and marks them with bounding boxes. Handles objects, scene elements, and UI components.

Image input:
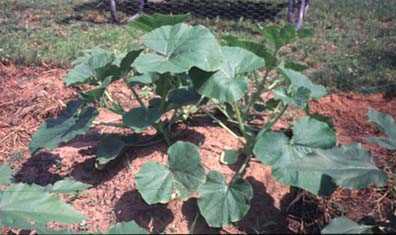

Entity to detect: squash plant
[29,14,220,168]
[132,21,387,228]
[28,14,388,230]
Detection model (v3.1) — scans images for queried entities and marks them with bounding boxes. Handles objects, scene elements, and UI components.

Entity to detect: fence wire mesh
[107,0,289,22]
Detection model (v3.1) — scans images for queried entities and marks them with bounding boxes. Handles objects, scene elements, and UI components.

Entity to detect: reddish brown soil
[0,63,395,234]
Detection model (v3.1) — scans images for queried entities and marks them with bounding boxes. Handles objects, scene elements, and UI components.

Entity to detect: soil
[0,62,395,234]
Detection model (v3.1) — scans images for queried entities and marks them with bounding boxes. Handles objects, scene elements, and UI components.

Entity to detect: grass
[0,0,140,66]
[302,0,396,93]
[0,0,395,92]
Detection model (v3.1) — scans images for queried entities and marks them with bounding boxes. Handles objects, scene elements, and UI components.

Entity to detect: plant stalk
[263,104,289,132]
[231,103,289,181]
[247,69,271,111]
[130,86,147,109]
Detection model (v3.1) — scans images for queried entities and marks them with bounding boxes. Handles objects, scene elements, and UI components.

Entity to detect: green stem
[233,103,249,140]
[234,102,255,156]
[156,123,171,146]
[130,86,146,109]
[247,69,270,110]
[263,104,289,132]
[231,104,289,181]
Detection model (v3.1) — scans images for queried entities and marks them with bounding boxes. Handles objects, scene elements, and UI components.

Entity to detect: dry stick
[206,112,242,141]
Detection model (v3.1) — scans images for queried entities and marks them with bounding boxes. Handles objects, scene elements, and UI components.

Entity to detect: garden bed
[1,62,395,233]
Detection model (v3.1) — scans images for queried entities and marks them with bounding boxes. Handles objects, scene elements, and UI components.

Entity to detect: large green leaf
[133,23,223,74]
[254,117,387,195]
[191,46,265,103]
[29,100,98,155]
[279,66,327,100]
[65,48,116,86]
[122,106,161,133]
[95,136,126,169]
[273,86,311,108]
[129,13,190,32]
[0,183,85,229]
[222,35,277,68]
[135,141,205,204]
[0,165,12,185]
[107,221,148,234]
[274,66,327,108]
[166,87,201,110]
[127,73,159,86]
[322,217,373,234]
[197,171,253,228]
[367,108,396,150]
[118,49,144,75]
[80,77,112,103]
[47,178,91,193]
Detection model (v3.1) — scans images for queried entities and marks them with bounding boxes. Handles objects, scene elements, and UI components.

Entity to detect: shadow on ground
[114,190,174,233]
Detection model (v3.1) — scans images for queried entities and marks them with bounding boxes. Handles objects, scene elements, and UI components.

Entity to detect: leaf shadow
[237,176,290,234]
[69,126,206,186]
[13,152,63,186]
[280,187,326,233]
[114,190,174,234]
[181,198,220,234]
[179,177,289,234]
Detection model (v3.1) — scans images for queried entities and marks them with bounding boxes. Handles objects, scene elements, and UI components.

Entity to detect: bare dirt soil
[0,63,395,234]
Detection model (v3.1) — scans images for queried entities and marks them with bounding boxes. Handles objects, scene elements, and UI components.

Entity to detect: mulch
[0,62,395,234]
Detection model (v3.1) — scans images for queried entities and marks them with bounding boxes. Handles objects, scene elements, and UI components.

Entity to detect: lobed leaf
[322,217,373,234]
[65,48,115,86]
[133,23,223,74]
[254,117,387,195]
[166,87,201,110]
[191,46,265,103]
[29,100,98,155]
[0,165,12,185]
[80,77,112,103]
[135,141,205,204]
[279,66,327,100]
[107,221,148,234]
[47,178,91,193]
[95,136,126,169]
[122,106,161,133]
[222,35,277,68]
[367,108,396,150]
[197,171,253,227]
[0,183,85,229]
[127,73,159,86]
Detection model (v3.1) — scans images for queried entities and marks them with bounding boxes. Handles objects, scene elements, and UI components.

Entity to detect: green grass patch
[0,0,395,92]
[301,0,396,92]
